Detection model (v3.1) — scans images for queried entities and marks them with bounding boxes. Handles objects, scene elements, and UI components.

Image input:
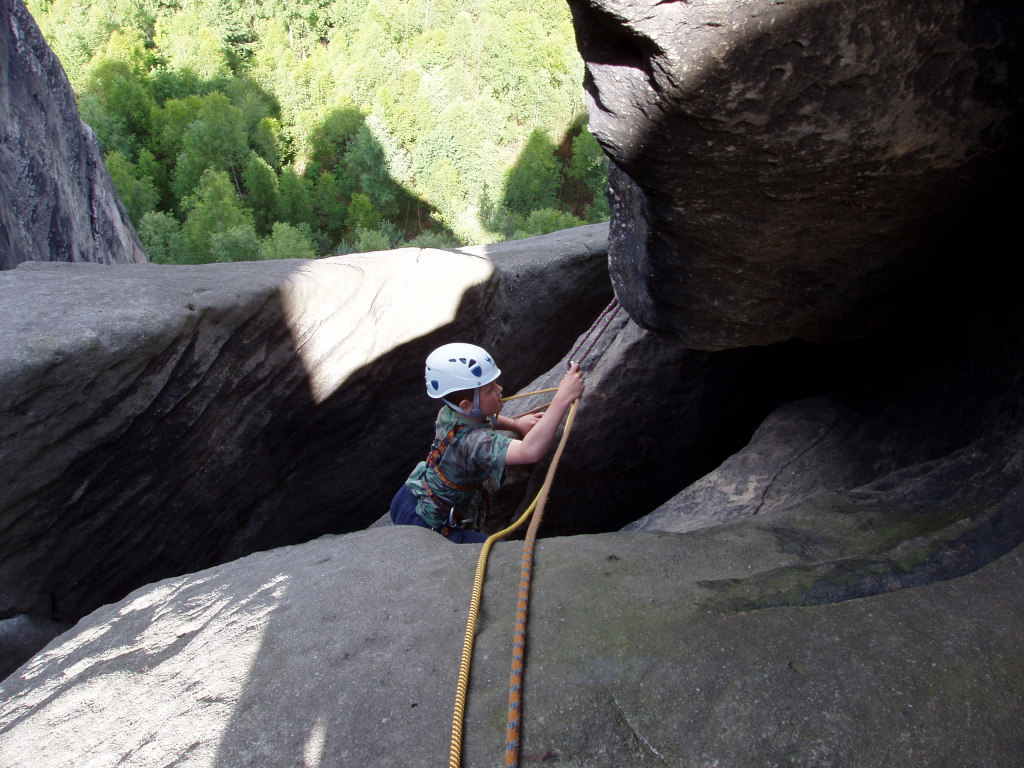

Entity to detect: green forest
[28,0,609,263]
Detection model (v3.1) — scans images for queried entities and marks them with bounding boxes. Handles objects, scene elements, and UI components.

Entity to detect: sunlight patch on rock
[279,249,495,404]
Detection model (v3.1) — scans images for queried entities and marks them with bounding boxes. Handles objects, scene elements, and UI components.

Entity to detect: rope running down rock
[447,400,579,768]
[448,297,618,768]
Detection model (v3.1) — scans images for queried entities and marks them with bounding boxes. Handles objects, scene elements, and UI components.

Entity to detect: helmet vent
[426,343,500,400]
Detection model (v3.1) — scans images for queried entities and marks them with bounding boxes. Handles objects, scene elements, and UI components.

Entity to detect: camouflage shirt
[405,406,514,528]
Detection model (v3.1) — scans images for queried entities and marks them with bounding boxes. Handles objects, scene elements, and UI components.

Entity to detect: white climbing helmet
[424,343,501,415]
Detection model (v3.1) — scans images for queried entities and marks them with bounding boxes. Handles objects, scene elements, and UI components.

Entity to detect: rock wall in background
[623,230,1024,606]
[0,0,145,270]
[0,226,610,650]
[568,0,1024,348]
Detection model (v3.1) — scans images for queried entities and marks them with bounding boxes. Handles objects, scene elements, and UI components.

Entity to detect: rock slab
[490,316,850,537]
[623,232,1024,606]
[1,522,1021,767]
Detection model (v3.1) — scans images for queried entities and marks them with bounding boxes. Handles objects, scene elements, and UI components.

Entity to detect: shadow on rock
[0,225,611,677]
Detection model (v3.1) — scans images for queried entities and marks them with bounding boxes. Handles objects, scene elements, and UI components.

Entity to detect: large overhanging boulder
[0,0,145,270]
[624,232,1024,565]
[490,223,1024,607]
[567,0,1024,348]
[1,522,1021,766]
[0,225,610,647]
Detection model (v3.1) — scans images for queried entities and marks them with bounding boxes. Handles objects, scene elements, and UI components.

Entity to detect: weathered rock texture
[624,230,1024,599]
[489,317,853,537]
[486,222,1024,611]
[0,0,145,270]
[568,0,1024,348]
[0,614,67,682]
[0,225,610,643]
[1,524,1021,767]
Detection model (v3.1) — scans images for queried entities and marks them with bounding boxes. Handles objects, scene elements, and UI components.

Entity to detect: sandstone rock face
[0,225,610,640]
[0,0,145,270]
[1,524,1021,766]
[487,223,1024,609]
[489,316,851,537]
[0,615,67,682]
[623,234,1024,604]
[567,0,1024,348]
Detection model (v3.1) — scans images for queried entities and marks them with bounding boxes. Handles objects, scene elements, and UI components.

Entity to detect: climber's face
[460,380,503,418]
[477,380,504,416]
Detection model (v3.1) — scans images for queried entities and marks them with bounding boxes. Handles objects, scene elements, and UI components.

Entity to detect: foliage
[567,128,608,193]
[171,93,249,201]
[86,58,155,149]
[350,226,391,254]
[346,124,396,216]
[242,152,280,236]
[511,208,585,240]
[179,170,253,263]
[137,210,182,264]
[567,126,610,222]
[251,116,284,169]
[503,129,562,216]
[346,192,380,232]
[37,0,610,263]
[151,96,204,162]
[154,7,231,81]
[310,170,349,243]
[210,224,263,262]
[105,151,159,224]
[277,167,314,226]
[308,105,363,171]
[408,229,460,248]
[261,222,317,260]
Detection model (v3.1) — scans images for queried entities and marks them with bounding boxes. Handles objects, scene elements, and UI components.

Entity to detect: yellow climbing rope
[448,296,620,767]
[448,399,579,768]
[503,399,577,767]
[501,387,558,402]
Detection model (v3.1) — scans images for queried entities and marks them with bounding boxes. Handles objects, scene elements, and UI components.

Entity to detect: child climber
[390,342,585,543]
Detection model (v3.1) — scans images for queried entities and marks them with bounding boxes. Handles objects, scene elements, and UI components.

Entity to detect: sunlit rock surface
[0,0,145,270]
[1,525,1021,767]
[568,0,1024,347]
[0,225,610,667]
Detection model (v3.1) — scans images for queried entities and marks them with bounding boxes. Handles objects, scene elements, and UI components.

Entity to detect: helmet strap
[441,397,468,415]
[442,388,485,420]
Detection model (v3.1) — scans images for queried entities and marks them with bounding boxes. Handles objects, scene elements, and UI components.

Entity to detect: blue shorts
[389,485,489,544]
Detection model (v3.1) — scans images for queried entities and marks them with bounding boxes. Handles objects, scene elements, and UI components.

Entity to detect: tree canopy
[28,0,610,263]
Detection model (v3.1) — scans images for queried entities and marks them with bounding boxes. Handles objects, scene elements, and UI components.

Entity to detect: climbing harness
[423,424,475,518]
[447,297,620,768]
[424,423,495,536]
